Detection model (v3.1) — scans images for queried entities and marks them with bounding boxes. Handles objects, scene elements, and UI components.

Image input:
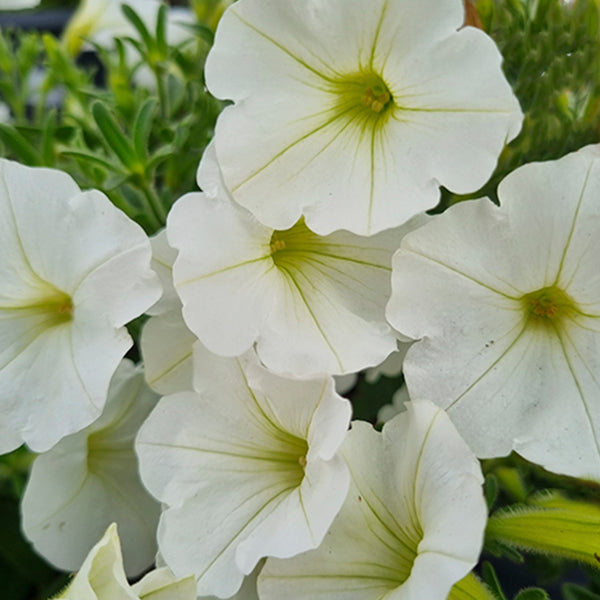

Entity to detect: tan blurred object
[464,0,483,28]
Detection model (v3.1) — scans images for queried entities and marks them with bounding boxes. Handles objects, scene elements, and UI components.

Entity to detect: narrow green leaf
[482,562,508,600]
[121,3,155,52]
[514,588,550,600]
[485,473,499,510]
[146,144,177,172]
[448,573,497,600]
[61,150,126,174]
[487,493,600,570]
[0,124,42,166]
[91,101,137,170]
[155,3,169,56]
[133,98,158,161]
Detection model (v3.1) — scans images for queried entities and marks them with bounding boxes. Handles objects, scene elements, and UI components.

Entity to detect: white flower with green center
[0,159,160,453]
[167,145,423,377]
[258,400,486,600]
[204,0,523,236]
[135,344,352,598]
[55,523,196,600]
[387,144,600,480]
[21,360,160,578]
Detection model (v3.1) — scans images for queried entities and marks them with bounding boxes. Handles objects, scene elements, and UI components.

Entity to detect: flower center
[521,286,577,326]
[269,218,321,267]
[9,286,74,328]
[361,84,392,114]
[330,71,394,124]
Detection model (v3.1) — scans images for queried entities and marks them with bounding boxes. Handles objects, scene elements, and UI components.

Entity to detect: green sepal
[481,561,508,600]
[514,588,551,600]
[486,492,600,570]
[448,572,497,600]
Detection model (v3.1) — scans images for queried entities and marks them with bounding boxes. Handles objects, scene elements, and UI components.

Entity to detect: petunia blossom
[258,400,487,600]
[0,159,160,453]
[21,360,160,578]
[136,344,351,598]
[387,144,600,480]
[167,144,424,377]
[55,523,196,600]
[204,0,522,235]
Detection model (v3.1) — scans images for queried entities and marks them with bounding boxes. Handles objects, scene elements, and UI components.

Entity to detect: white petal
[387,145,600,479]
[258,401,485,600]
[206,0,522,235]
[132,567,197,600]
[0,160,160,452]
[146,229,180,317]
[58,523,137,600]
[141,309,196,395]
[22,361,160,577]
[168,168,419,375]
[136,349,350,597]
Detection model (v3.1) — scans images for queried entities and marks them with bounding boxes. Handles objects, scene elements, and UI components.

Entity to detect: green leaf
[121,3,155,52]
[481,562,508,600]
[514,588,550,600]
[146,144,177,172]
[61,150,126,174]
[91,101,138,171]
[0,124,42,166]
[485,473,500,510]
[155,3,169,56]
[133,97,158,161]
[562,583,600,600]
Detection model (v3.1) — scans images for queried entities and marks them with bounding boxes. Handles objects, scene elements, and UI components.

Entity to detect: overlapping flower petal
[258,400,486,599]
[22,360,160,577]
[167,146,423,376]
[136,345,351,598]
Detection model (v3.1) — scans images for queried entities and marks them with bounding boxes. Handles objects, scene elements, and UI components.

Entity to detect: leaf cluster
[0,4,222,234]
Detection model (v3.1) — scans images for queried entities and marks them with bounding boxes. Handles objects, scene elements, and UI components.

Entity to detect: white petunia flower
[204,0,522,236]
[22,360,161,577]
[258,400,487,600]
[55,523,196,600]
[167,144,424,377]
[136,344,352,598]
[387,144,600,480]
[0,159,160,453]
